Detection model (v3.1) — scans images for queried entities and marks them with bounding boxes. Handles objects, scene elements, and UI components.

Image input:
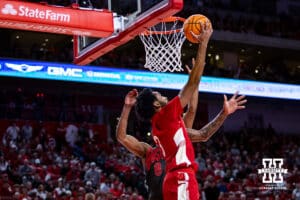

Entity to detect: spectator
[99,178,110,194]
[85,192,95,200]
[0,172,13,199]
[0,154,10,173]
[78,121,89,143]
[109,179,124,198]
[65,161,81,182]
[203,175,220,200]
[55,121,66,152]
[84,162,101,187]
[3,122,20,147]
[17,159,34,179]
[85,180,95,193]
[21,121,33,143]
[65,123,79,147]
[54,178,68,198]
[293,183,300,200]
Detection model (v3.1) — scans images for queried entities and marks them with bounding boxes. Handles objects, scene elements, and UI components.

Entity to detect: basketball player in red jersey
[118,23,242,200]
[117,64,200,200]
[133,22,213,200]
[117,87,246,200]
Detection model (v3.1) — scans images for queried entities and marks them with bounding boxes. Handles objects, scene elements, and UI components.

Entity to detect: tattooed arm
[187,92,247,142]
[187,109,226,142]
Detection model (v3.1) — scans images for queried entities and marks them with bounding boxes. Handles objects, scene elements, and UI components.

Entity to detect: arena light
[0,59,299,100]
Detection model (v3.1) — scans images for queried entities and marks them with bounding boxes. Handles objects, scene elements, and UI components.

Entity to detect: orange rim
[140,16,185,36]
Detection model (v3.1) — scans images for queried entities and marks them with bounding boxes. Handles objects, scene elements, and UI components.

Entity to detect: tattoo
[187,110,227,142]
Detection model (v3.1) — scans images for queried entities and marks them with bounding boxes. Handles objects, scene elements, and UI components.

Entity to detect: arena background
[0,0,299,199]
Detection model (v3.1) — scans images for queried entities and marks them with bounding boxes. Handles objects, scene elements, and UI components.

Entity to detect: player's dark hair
[135,88,157,122]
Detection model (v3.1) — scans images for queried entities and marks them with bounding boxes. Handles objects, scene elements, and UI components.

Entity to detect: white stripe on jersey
[174,128,191,166]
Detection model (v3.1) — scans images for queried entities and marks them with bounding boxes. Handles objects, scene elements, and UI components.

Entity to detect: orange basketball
[183,14,212,43]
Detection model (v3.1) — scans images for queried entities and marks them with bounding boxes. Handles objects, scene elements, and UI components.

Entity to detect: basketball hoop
[139,16,186,72]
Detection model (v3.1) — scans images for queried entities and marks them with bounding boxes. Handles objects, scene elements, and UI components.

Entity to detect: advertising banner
[0,59,299,100]
[0,0,113,37]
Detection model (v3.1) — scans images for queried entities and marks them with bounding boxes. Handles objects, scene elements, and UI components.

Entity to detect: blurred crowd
[196,123,300,200]
[0,118,299,200]
[0,86,299,200]
[0,119,146,200]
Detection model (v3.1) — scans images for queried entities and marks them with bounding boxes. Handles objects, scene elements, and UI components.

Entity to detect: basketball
[183,14,212,43]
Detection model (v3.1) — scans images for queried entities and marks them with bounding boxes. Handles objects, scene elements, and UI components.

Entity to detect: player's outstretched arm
[179,22,213,108]
[116,89,150,158]
[183,58,199,128]
[187,92,247,142]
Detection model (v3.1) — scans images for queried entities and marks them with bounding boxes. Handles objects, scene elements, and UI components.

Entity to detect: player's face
[153,91,168,107]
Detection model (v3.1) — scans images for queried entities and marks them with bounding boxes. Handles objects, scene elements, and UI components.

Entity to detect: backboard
[73,0,184,65]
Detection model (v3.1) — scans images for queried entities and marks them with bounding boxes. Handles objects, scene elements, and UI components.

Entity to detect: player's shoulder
[141,142,152,157]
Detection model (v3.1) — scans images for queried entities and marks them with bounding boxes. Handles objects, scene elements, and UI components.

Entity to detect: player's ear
[153,101,161,111]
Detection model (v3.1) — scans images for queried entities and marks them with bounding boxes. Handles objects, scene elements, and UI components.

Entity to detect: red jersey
[151,96,198,172]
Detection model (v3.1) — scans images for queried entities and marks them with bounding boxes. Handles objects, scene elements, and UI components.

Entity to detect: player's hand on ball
[190,21,213,45]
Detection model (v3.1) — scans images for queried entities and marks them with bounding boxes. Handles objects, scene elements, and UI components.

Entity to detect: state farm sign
[0,0,113,37]
[2,3,70,22]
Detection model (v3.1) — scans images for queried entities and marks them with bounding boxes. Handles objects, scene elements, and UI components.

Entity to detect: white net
[139,17,186,72]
